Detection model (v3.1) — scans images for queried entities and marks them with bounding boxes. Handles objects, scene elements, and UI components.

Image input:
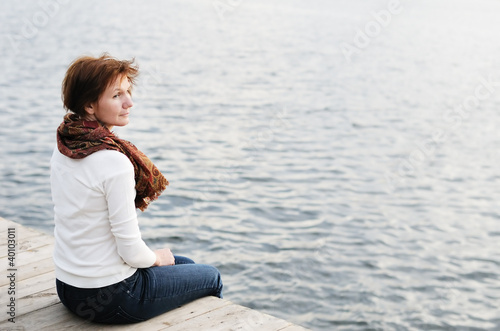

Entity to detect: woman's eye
[113,94,120,98]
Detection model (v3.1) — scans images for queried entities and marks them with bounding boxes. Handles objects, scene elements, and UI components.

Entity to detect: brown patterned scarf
[57,113,168,211]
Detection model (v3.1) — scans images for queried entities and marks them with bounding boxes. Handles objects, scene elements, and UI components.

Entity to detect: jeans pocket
[97,306,146,324]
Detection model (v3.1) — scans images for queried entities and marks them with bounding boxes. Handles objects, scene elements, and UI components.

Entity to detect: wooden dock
[0,217,309,330]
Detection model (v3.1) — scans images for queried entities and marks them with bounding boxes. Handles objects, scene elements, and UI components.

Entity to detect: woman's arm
[103,152,158,268]
[104,151,176,267]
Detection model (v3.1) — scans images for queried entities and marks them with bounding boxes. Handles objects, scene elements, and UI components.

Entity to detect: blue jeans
[56,256,223,324]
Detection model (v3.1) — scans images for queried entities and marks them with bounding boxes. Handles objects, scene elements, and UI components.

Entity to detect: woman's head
[62,53,139,129]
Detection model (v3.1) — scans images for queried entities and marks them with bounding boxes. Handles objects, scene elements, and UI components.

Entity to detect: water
[1,0,500,329]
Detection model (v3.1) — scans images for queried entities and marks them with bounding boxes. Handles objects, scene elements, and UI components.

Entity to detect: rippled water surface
[1,0,500,330]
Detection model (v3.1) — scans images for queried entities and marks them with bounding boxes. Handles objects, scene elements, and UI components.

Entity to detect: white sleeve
[104,155,157,268]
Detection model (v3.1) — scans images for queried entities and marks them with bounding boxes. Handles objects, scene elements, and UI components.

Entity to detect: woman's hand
[153,248,175,266]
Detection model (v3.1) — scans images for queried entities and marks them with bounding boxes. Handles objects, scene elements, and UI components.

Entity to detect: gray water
[1,0,500,330]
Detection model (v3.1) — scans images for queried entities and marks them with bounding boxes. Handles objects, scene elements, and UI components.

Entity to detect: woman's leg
[112,260,223,322]
[56,257,223,324]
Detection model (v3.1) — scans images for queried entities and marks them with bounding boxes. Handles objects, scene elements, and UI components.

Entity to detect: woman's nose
[124,95,134,108]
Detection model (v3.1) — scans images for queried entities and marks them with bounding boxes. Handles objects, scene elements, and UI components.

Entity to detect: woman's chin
[116,118,130,127]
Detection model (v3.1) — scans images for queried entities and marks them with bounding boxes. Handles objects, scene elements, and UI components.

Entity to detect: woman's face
[85,75,134,130]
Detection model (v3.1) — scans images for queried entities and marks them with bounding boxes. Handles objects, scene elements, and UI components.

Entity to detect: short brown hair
[62,53,139,117]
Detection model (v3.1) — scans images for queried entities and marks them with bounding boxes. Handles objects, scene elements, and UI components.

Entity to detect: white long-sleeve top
[50,147,157,288]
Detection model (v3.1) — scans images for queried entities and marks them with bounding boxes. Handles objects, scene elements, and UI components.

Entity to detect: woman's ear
[85,103,95,115]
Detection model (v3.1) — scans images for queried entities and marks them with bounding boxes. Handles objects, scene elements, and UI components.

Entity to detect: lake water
[1,0,500,330]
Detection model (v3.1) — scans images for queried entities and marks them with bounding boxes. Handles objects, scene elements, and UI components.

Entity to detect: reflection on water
[1,0,500,329]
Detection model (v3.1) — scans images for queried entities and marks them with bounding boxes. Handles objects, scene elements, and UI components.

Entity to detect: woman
[51,54,223,324]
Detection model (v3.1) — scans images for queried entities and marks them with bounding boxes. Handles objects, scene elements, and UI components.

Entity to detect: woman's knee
[174,255,195,265]
[205,265,223,298]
